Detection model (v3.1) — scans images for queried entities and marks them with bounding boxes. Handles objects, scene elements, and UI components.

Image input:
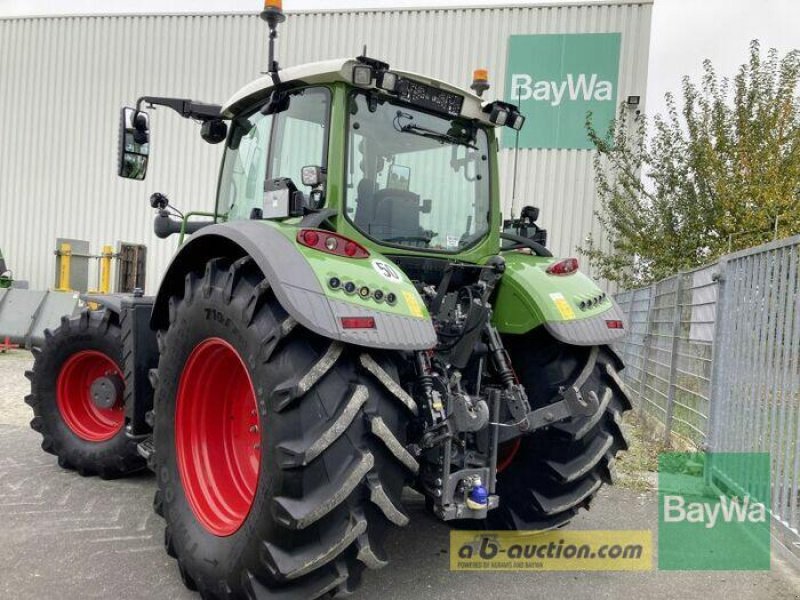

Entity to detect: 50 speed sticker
[373,260,402,282]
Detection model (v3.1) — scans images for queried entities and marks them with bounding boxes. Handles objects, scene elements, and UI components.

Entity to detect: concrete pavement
[2,351,799,599]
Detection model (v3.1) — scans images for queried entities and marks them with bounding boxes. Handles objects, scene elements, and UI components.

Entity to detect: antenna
[260,1,286,83]
[510,85,522,220]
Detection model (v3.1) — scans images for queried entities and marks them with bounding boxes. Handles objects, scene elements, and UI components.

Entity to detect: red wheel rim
[496,438,522,473]
[175,338,261,537]
[56,350,124,442]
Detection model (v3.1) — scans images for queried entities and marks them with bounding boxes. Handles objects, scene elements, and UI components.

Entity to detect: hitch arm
[498,346,601,442]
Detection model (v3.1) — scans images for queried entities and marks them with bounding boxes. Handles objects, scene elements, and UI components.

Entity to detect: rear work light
[341,316,376,329]
[297,229,370,259]
[546,257,579,276]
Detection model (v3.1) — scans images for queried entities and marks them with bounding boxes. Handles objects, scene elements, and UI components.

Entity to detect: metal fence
[615,264,718,447]
[615,235,800,551]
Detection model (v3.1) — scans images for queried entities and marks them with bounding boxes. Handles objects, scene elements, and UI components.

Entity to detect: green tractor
[26,3,631,598]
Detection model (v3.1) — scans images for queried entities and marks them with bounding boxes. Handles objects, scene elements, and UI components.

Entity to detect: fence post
[663,273,685,445]
[706,260,729,454]
[637,285,655,414]
[703,260,729,488]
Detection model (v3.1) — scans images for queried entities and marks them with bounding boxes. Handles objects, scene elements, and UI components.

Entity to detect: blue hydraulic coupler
[466,483,489,510]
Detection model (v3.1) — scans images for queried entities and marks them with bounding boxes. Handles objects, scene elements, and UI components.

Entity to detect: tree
[583,41,800,287]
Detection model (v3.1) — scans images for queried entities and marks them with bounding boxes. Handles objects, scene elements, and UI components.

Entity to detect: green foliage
[583,41,800,287]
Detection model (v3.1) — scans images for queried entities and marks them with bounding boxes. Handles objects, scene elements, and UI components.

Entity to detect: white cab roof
[221,58,494,126]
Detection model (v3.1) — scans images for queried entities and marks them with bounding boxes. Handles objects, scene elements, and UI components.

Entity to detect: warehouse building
[0,1,653,292]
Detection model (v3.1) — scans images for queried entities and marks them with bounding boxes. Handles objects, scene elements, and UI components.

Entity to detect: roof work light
[352,65,374,86]
[484,100,526,131]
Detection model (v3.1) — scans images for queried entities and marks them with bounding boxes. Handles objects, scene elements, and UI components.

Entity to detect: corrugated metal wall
[0,1,652,292]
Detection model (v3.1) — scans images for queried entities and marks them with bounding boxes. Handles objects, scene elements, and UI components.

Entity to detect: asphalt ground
[2,351,800,600]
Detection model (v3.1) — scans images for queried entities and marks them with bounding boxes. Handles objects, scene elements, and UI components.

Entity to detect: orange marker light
[265,0,282,9]
[471,68,490,97]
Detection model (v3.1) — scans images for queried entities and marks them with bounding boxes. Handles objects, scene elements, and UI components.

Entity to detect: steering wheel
[500,232,553,257]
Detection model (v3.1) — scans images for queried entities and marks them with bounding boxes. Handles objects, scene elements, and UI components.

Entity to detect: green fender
[151,220,437,351]
[491,252,628,346]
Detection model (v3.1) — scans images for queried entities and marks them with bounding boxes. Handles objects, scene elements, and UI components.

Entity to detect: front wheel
[487,330,632,530]
[152,257,417,599]
[25,309,145,477]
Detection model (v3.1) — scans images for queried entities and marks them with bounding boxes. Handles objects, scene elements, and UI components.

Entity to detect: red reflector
[546,257,579,275]
[302,230,320,246]
[341,317,376,329]
[606,319,624,329]
[297,229,370,258]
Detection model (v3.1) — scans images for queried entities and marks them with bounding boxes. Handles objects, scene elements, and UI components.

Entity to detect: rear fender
[150,221,437,351]
[492,252,627,346]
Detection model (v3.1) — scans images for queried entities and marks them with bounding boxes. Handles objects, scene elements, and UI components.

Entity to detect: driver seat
[371,189,423,240]
[353,178,377,230]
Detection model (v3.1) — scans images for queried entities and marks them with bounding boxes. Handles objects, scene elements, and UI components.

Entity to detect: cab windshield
[346,92,491,252]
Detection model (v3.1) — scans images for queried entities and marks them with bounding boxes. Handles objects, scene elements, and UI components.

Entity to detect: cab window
[217,86,330,221]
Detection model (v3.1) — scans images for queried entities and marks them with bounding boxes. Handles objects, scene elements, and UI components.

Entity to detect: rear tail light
[606,320,624,329]
[341,316,376,329]
[297,229,369,258]
[546,257,579,276]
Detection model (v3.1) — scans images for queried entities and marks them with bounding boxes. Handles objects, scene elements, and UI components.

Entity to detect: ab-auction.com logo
[450,530,652,572]
[658,452,771,570]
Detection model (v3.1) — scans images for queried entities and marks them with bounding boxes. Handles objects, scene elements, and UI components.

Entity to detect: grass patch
[615,411,670,491]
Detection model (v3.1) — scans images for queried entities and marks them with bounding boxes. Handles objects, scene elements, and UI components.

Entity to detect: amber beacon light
[261,0,286,24]
[471,68,490,97]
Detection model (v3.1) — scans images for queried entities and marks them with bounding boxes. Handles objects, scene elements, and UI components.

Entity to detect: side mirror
[118,107,150,180]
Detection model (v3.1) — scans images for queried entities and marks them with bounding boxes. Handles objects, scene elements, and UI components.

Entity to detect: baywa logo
[663,494,767,529]
[510,73,614,107]
[503,33,621,149]
[658,452,771,570]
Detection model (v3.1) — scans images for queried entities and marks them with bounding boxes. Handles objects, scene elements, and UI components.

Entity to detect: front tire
[25,309,145,478]
[153,257,416,599]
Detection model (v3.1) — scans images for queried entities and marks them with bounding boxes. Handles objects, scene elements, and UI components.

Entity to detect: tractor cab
[120,55,526,267]
[218,58,524,260]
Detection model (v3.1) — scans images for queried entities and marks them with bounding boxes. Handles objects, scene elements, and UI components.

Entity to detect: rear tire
[25,309,145,478]
[487,329,632,530]
[152,257,416,599]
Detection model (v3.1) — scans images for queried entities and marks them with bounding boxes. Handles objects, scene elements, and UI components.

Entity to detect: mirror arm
[136,96,223,121]
[154,211,213,240]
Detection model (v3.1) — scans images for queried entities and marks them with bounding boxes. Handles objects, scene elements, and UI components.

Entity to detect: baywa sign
[504,33,621,150]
